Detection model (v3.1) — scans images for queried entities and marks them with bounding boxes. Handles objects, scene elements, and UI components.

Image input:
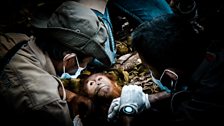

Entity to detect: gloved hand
[108,97,120,122]
[73,115,83,126]
[119,85,150,115]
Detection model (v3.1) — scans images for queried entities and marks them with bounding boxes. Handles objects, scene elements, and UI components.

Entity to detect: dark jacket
[169,41,224,124]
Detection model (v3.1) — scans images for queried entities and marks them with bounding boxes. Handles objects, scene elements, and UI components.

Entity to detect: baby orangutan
[82,73,121,99]
[66,73,170,126]
[65,73,122,126]
[79,73,122,126]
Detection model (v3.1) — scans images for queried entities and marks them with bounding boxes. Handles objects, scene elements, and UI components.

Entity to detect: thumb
[73,115,83,126]
[108,105,119,121]
[108,97,120,121]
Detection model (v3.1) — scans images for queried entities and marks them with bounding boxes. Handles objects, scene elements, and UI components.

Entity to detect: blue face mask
[151,72,171,93]
[150,69,178,93]
[60,56,85,79]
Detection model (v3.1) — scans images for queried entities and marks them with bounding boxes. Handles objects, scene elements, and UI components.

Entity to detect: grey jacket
[0,33,73,126]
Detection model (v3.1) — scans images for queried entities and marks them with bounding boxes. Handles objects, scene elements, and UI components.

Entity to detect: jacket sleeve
[23,100,74,126]
[170,45,224,123]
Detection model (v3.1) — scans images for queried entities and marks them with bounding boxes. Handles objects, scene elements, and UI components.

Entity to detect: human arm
[15,99,74,126]
[108,85,170,121]
[169,49,224,123]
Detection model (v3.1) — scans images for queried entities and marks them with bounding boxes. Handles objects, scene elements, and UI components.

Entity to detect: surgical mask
[61,56,86,79]
[150,69,178,93]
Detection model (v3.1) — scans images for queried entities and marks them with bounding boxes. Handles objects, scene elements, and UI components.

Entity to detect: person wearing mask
[108,10,224,124]
[0,1,111,126]
[74,0,173,68]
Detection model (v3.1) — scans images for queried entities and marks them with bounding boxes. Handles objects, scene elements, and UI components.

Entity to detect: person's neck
[78,0,107,14]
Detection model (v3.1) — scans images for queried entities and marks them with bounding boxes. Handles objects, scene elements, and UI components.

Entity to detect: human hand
[73,115,83,126]
[108,97,120,122]
[107,85,170,122]
[119,85,150,115]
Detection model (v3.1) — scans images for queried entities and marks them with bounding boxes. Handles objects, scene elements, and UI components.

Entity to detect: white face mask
[60,56,85,79]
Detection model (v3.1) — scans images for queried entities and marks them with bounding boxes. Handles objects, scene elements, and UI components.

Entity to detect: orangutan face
[84,73,121,98]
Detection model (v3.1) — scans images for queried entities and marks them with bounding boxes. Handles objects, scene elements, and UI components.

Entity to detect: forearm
[36,100,73,126]
[148,91,171,103]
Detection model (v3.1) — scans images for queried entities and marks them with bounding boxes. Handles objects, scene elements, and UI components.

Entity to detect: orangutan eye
[88,81,94,86]
[97,77,102,81]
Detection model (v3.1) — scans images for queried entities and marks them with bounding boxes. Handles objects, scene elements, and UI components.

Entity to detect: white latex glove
[73,115,83,126]
[119,85,150,115]
[107,97,120,122]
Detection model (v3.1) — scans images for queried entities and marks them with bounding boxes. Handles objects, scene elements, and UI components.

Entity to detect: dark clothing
[131,13,224,124]
[154,41,224,124]
[137,41,224,125]
[172,41,224,123]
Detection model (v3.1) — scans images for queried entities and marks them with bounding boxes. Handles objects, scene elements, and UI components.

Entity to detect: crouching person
[0,1,112,126]
[108,13,224,124]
